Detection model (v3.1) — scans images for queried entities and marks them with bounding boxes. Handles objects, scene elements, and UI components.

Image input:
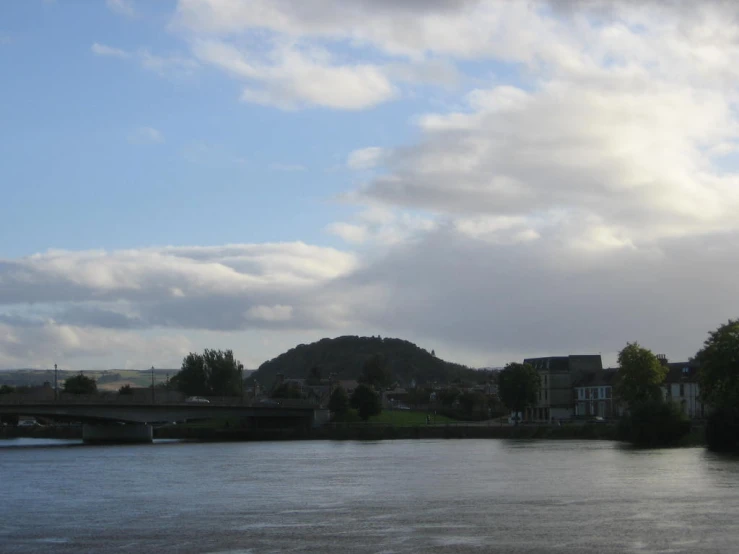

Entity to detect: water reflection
[0,439,738,553]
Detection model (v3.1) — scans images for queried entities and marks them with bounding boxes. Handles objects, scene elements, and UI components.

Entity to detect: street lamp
[54,364,58,401]
[151,366,155,404]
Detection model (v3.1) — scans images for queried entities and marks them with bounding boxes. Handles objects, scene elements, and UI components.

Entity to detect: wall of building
[663,382,704,418]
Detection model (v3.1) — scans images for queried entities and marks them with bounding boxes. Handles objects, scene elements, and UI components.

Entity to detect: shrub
[705,408,739,452]
[617,400,691,447]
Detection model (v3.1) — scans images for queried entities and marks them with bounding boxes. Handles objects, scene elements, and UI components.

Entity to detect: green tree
[498,362,540,422]
[439,387,460,407]
[350,383,382,421]
[173,349,244,397]
[615,342,667,407]
[616,399,691,447]
[0,385,15,395]
[458,391,488,419]
[696,319,739,408]
[306,366,322,386]
[695,320,739,451]
[63,373,98,395]
[358,354,392,390]
[118,384,133,395]
[328,386,349,416]
[271,382,304,399]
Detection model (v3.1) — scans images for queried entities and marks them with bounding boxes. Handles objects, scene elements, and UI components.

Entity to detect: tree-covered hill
[251,336,481,388]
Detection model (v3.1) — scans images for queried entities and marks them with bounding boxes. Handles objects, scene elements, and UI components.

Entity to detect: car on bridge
[185,396,210,404]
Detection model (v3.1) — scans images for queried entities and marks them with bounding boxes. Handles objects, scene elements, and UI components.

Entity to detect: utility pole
[151,366,155,404]
[54,364,58,401]
[239,363,244,404]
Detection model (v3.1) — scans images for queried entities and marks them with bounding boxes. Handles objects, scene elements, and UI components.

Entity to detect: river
[1,438,738,553]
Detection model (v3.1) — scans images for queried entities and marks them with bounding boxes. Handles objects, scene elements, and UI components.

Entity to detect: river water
[1,438,739,553]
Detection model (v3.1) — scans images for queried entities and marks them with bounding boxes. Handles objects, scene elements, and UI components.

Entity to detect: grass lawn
[368,409,456,426]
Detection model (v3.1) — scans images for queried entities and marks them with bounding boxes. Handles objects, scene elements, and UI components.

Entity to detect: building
[662,362,705,419]
[523,355,603,421]
[573,369,619,418]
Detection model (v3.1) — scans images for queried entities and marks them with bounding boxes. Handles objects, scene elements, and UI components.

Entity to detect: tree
[63,373,98,395]
[172,349,244,397]
[271,382,304,399]
[306,366,322,386]
[358,354,391,390]
[118,384,133,395]
[350,383,382,421]
[497,362,540,422]
[615,342,667,407]
[328,386,349,416]
[695,320,739,451]
[0,385,15,395]
[439,387,460,407]
[616,399,690,447]
[458,391,488,419]
[696,319,739,409]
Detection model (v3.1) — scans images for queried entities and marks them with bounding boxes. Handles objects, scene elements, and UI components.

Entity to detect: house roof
[663,362,699,383]
[523,355,603,372]
[573,369,619,388]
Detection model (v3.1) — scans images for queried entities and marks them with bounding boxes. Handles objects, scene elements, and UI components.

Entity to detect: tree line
[495,319,739,450]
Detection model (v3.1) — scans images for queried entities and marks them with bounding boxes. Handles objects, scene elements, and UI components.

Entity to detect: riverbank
[1,422,705,445]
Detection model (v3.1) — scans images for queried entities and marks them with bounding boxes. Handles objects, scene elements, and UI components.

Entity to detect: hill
[0,369,177,391]
[251,336,481,388]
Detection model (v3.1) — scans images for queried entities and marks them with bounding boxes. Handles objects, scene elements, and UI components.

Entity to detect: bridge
[0,400,320,443]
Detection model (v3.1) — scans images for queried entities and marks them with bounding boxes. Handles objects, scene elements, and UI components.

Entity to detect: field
[369,409,456,425]
[330,409,457,426]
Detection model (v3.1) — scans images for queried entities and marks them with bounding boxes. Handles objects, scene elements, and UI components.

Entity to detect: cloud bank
[6,0,739,370]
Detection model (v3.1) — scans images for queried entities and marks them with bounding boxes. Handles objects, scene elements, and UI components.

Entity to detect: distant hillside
[0,369,178,391]
[0,367,256,391]
[251,336,481,388]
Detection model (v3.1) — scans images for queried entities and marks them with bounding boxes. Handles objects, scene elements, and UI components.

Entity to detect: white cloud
[172,0,555,62]
[325,223,370,244]
[128,126,164,145]
[91,43,198,77]
[0,322,192,371]
[246,305,293,322]
[92,42,131,59]
[138,49,199,77]
[10,1,739,371]
[327,208,437,246]
[347,147,385,170]
[106,0,136,18]
[191,40,396,110]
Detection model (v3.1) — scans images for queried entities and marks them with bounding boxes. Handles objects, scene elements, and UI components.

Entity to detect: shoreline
[1,422,705,445]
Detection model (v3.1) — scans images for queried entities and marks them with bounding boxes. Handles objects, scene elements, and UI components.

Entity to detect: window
[679,383,685,397]
[544,375,548,387]
[544,389,548,401]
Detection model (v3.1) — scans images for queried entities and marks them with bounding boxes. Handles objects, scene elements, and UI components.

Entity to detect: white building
[661,363,705,419]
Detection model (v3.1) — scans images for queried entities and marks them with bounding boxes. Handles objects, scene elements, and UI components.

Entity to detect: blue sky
[2,0,739,371]
[1,0,436,256]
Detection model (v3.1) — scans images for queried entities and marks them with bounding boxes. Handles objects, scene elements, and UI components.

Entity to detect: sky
[1,0,739,371]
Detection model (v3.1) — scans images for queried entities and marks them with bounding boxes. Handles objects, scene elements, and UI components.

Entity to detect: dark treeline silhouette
[250,336,478,389]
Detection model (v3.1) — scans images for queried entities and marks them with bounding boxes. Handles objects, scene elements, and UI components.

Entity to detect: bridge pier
[82,423,153,444]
